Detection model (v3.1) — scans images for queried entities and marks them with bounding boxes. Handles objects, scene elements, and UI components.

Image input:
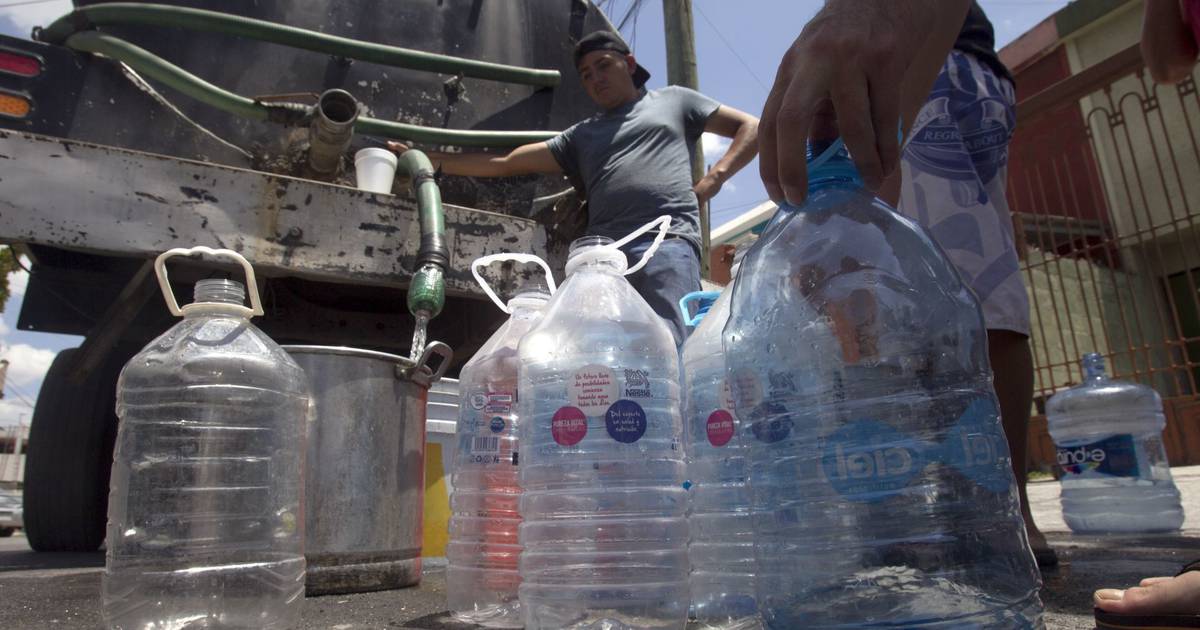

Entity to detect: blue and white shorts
[899,50,1030,336]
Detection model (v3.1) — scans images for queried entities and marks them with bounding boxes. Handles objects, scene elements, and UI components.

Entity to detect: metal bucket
[284,343,451,596]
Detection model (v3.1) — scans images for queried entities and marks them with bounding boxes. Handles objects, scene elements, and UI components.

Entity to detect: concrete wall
[1024,245,1182,399]
[1068,1,1200,254]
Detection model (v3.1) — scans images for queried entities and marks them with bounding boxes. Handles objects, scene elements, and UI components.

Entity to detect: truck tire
[23,348,121,552]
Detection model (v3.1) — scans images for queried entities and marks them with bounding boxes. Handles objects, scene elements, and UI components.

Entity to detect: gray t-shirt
[546,86,721,251]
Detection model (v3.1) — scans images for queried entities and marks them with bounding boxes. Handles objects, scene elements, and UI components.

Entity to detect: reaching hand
[386,141,411,155]
[760,0,963,203]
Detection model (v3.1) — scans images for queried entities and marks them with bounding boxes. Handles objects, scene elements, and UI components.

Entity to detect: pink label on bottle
[706,409,735,447]
[570,365,617,416]
[551,406,588,446]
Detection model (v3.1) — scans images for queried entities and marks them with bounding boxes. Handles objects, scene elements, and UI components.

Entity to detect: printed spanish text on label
[551,406,588,446]
[605,399,648,444]
[706,409,735,447]
[571,364,618,416]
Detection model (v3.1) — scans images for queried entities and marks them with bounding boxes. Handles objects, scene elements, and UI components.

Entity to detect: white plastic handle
[470,253,557,314]
[611,215,671,276]
[154,246,264,317]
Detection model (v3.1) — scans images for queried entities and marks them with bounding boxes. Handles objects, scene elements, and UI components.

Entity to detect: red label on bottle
[706,409,735,447]
[551,406,588,446]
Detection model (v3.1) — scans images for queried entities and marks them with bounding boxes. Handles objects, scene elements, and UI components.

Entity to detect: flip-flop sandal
[1094,560,1200,629]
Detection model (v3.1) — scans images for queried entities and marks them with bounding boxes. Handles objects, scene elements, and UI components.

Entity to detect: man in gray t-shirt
[545,83,720,252]
[390,31,759,344]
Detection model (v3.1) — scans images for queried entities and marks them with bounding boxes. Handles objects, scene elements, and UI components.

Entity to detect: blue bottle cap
[806,138,863,193]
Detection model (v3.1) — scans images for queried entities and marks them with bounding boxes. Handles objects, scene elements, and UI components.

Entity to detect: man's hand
[386,141,411,155]
[694,172,724,205]
[760,0,968,204]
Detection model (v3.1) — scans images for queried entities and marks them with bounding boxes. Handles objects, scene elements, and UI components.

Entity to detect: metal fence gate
[1008,44,1200,468]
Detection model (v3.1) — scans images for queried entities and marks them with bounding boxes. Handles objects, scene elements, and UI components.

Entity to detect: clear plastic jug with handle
[104,247,311,630]
[447,253,556,628]
[723,140,1044,628]
[517,216,690,630]
[681,288,761,630]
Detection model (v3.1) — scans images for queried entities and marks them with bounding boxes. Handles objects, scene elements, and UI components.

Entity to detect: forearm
[1142,0,1198,84]
[707,119,759,183]
[896,0,972,133]
[423,151,509,178]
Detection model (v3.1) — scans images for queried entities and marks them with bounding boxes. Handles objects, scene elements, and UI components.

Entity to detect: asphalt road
[2,466,1197,629]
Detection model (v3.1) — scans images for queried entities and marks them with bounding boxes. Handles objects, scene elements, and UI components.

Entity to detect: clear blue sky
[0,0,1071,424]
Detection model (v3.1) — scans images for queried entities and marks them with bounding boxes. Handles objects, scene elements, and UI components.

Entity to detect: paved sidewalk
[1,467,1196,628]
[1029,464,1200,630]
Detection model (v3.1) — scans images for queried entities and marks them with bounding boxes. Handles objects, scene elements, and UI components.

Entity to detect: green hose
[41,2,560,87]
[65,31,558,147]
[397,150,448,320]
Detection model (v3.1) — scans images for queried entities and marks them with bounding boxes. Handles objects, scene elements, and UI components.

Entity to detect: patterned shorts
[899,50,1031,336]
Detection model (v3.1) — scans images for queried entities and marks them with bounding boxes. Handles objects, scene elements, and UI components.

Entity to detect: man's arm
[695,105,760,204]
[1142,0,1198,85]
[387,141,563,178]
[759,0,970,203]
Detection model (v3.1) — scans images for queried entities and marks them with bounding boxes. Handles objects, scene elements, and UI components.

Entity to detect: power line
[712,197,771,216]
[4,377,37,405]
[693,3,771,94]
[3,384,35,409]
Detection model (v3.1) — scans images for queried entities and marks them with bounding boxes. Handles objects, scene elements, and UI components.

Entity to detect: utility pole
[662,0,709,278]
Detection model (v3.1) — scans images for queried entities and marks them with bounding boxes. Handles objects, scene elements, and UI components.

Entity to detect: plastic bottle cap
[806,138,863,193]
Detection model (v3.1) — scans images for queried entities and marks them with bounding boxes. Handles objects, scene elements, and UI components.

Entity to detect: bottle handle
[470,253,557,314]
[610,214,671,276]
[154,246,264,317]
[679,290,720,327]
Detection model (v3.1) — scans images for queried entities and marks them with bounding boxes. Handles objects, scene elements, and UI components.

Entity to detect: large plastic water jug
[447,254,555,627]
[722,141,1043,628]
[1046,353,1185,533]
[517,216,689,630]
[680,289,761,630]
[104,247,310,629]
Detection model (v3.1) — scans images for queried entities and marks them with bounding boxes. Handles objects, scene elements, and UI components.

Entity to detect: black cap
[573,31,651,88]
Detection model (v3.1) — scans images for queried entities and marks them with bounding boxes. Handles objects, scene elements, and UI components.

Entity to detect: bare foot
[1095,570,1200,616]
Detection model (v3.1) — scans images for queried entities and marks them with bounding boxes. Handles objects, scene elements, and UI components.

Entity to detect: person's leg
[621,239,702,347]
[987,328,1054,565]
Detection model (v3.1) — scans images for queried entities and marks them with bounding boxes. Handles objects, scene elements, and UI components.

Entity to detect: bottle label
[940,397,1012,493]
[469,391,515,413]
[720,378,736,411]
[706,409,735,447]
[751,402,792,444]
[571,365,618,416]
[729,367,764,409]
[605,399,647,443]
[1056,434,1140,479]
[551,406,588,446]
[819,397,1012,502]
[821,419,927,501]
[463,389,515,465]
[622,368,653,399]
